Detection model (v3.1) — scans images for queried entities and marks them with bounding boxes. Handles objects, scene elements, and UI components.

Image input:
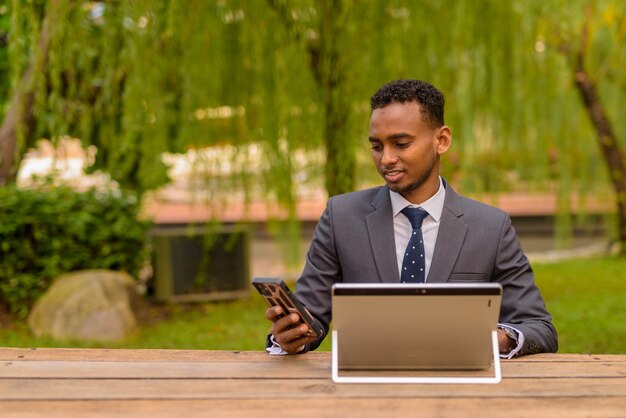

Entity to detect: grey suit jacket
[295,181,558,356]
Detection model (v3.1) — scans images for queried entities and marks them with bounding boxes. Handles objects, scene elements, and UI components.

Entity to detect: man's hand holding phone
[253,277,323,354]
[265,305,317,354]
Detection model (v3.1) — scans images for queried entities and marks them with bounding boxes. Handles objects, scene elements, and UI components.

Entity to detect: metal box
[150,225,250,302]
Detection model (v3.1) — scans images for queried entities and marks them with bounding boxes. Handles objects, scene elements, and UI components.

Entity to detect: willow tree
[557,2,626,253]
[0,6,9,120]
[2,0,626,253]
[265,0,377,196]
[2,1,324,199]
[0,1,52,185]
[368,0,626,253]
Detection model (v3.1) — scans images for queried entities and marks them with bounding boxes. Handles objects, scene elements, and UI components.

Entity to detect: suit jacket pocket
[448,273,488,282]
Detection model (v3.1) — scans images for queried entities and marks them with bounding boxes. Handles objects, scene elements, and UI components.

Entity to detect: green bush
[0,185,152,318]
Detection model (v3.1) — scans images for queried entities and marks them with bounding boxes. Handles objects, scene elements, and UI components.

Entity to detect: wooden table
[1,348,625,418]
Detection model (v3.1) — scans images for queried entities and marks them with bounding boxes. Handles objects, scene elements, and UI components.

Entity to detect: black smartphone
[252,277,323,338]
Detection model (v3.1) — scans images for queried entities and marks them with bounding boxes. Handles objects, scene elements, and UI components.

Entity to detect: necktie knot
[401,207,428,229]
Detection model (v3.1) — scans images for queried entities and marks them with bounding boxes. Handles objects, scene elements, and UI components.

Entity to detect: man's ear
[435,126,452,155]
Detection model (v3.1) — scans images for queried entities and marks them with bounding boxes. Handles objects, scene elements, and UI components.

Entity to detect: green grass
[1,256,624,354]
[0,289,333,352]
[533,256,626,354]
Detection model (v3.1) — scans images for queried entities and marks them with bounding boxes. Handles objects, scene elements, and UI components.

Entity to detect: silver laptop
[331,283,503,384]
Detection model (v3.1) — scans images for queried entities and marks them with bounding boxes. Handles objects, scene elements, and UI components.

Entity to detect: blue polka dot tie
[400,207,428,283]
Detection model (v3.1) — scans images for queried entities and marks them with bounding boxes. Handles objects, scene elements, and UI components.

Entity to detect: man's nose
[381,148,398,165]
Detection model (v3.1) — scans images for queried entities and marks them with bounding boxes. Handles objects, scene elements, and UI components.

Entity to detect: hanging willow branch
[2,0,625,255]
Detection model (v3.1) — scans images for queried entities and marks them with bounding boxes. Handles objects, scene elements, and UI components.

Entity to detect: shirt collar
[389,177,446,223]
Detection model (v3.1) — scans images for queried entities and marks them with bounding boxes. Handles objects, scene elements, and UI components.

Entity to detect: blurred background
[0,0,624,352]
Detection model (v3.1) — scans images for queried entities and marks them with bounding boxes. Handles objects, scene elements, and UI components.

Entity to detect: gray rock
[28,270,141,342]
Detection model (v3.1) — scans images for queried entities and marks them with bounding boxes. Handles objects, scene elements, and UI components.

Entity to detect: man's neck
[401,176,442,205]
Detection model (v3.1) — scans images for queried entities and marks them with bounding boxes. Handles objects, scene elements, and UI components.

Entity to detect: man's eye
[396,142,409,148]
[371,145,382,151]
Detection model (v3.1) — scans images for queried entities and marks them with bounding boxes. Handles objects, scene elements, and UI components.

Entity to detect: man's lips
[382,169,404,182]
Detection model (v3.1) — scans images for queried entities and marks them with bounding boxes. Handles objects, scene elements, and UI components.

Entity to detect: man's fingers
[272,314,310,345]
[277,333,316,354]
[264,305,284,320]
[274,320,306,339]
[272,313,301,335]
[264,306,314,354]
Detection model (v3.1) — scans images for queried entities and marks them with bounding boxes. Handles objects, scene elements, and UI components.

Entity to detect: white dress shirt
[389,177,446,280]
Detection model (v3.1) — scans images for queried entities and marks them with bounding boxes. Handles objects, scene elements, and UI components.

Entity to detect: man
[265,79,558,358]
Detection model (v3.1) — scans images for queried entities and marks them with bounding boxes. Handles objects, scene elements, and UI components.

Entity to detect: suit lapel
[427,184,467,283]
[366,187,399,283]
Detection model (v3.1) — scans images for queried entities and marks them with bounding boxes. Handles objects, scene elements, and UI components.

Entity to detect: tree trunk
[573,69,626,255]
[319,0,354,197]
[570,6,626,256]
[266,0,355,197]
[323,81,355,197]
[0,5,53,186]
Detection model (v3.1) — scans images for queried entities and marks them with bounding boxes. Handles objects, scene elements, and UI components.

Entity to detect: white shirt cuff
[266,334,289,355]
[266,335,305,355]
[498,324,525,359]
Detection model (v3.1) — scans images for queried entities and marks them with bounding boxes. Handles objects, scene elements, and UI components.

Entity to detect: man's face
[369,101,450,203]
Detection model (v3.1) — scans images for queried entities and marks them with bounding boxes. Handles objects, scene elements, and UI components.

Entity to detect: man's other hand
[497,328,517,354]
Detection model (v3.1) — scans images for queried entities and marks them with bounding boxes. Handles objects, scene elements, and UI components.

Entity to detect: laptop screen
[332,283,502,372]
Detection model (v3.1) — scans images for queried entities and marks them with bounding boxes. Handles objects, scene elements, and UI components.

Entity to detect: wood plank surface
[1,377,625,400]
[1,358,626,379]
[1,348,625,418]
[0,347,322,362]
[1,347,623,363]
[2,397,626,418]
[0,359,327,379]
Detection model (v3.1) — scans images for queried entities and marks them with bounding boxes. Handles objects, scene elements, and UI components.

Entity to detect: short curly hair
[370,79,445,128]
